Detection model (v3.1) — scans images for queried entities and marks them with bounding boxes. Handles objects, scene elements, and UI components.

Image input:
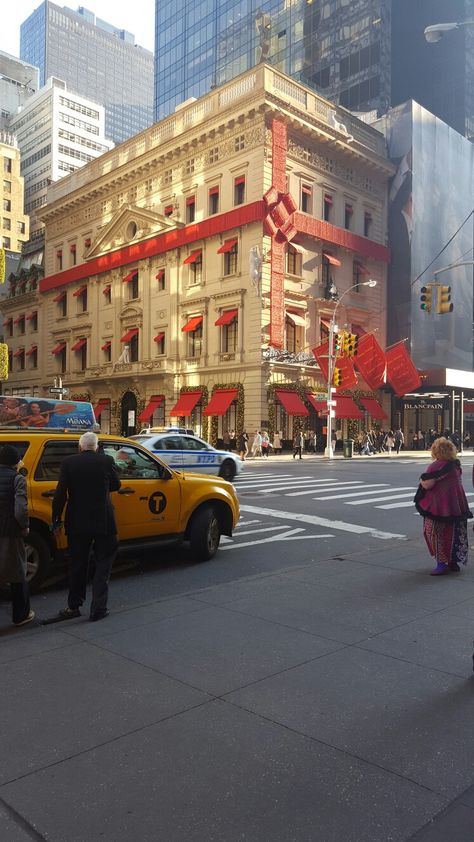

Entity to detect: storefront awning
[183,249,202,265]
[120,328,138,343]
[93,399,110,419]
[322,251,341,267]
[169,390,202,417]
[359,396,387,420]
[275,389,309,416]
[306,393,327,412]
[138,395,164,423]
[71,338,87,351]
[217,238,237,254]
[215,309,237,326]
[182,315,203,333]
[51,341,66,355]
[204,388,238,416]
[307,394,364,419]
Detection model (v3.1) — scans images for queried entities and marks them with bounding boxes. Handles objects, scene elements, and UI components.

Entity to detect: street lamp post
[424,21,474,43]
[324,279,377,458]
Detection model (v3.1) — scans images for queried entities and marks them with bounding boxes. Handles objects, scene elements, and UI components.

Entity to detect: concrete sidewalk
[2,537,474,841]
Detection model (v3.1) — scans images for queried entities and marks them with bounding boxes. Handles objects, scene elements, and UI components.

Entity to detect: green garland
[207,382,244,446]
[266,381,323,438]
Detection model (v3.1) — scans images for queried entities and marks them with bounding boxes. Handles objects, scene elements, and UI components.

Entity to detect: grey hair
[79,431,99,451]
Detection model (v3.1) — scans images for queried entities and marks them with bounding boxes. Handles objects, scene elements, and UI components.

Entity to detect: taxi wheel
[219,459,236,482]
[190,505,221,561]
[25,532,51,593]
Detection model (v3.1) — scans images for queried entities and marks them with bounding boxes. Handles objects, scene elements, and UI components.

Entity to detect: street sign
[49,387,69,395]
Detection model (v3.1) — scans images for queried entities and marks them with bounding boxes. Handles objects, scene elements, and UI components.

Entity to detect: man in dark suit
[52,431,121,621]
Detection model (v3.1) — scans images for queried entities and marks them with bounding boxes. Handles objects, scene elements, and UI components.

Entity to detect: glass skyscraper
[154,0,391,121]
[20,1,154,145]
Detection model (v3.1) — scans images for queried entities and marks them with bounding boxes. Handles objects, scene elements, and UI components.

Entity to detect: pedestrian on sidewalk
[0,445,35,627]
[52,431,121,621]
[272,430,282,455]
[293,430,304,459]
[415,436,472,575]
[251,430,262,457]
[384,430,395,455]
[261,431,270,457]
[394,428,404,454]
[238,430,248,461]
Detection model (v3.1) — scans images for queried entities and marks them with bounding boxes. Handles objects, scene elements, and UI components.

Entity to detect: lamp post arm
[432,260,474,278]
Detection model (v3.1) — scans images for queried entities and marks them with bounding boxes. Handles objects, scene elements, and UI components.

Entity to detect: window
[75,288,87,312]
[29,312,38,332]
[15,315,25,335]
[352,261,362,292]
[187,323,202,357]
[3,199,11,212]
[344,203,353,230]
[3,218,11,230]
[156,269,165,291]
[130,274,139,300]
[320,319,330,343]
[130,331,139,363]
[35,441,84,481]
[4,157,12,173]
[70,244,76,266]
[234,176,245,205]
[101,443,167,480]
[209,146,219,164]
[164,205,173,217]
[103,285,111,305]
[221,319,237,353]
[2,236,10,248]
[56,250,63,271]
[286,318,297,354]
[186,196,195,223]
[59,295,67,317]
[234,134,245,152]
[209,186,219,215]
[364,211,372,237]
[286,245,302,277]
[322,255,331,288]
[154,332,165,355]
[72,338,87,370]
[3,180,11,193]
[101,341,112,362]
[17,221,25,235]
[323,193,333,222]
[301,184,312,214]
[223,242,238,276]
[189,253,202,285]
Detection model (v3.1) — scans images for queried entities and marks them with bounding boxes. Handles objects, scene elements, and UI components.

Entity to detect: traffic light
[343,332,358,357]
[420,284,434,312]
[436,285,453,314]
[333,367,342,386]
[334,331,344,353]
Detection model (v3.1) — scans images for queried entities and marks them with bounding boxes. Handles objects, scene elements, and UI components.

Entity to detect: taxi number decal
[148,491,167,515]
[196,453,215,464]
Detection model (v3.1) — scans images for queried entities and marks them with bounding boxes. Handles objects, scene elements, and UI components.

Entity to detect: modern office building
[4,65,393,440]
[0,51,39,132]
[20,2,154,144]
[8,76,114,235]
[154,0,391,120]
[0,132,29,263]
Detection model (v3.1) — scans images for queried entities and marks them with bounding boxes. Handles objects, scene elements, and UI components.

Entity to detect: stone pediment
[85,204,184,259]
[120,304,142,322]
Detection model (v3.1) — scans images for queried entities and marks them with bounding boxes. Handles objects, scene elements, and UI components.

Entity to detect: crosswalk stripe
[231,525,290,537]
[235,475,314,487]
[239,503,406,539]
[312,484,390,500]
[346,487,415,505]
[286,481,366,497]
[377,500,416,509]
[259,480,363,494]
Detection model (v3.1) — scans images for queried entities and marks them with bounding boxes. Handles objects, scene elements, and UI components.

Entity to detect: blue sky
[0,1,155,57]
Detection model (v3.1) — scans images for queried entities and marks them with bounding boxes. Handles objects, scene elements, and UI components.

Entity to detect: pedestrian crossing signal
[420,284,433,312]
[333,367,342,386]
[436,285,453,314]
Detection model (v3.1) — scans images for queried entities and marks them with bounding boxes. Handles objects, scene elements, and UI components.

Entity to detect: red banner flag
[354,333,386,390]
[312,340,330,380]
[334,354,358,389]
[385,341,421,397]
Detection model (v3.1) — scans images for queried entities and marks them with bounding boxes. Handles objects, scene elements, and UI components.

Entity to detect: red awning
[53,291,66,303]
[302,184,312,195]
[169,390,202,417]
[354,262,370,275]
[307,394,363,419]
[25,346,37,356]
[204,388,238,416]
[26,311,37,321]
[215,309,238,326]
[2,317,12,326]
[120,328,138,343]
[359,396,388,420]
[13,315,24,325]
[217,238,237,254]
[275,389,309,416]
[182,315,203,333]
[102,285,111,295]
[286,309,306,327]
[71,338,87,351]
[345,204,353,213]
[183,249,202,265]
[70,244,76,252]
[101,341,111,351]
[93,399,110,419]
[122,270,138,283]
[73,285,87,297]
[155,269,165,280]
[324,194,333,205]
[138,395,164,423]
[234,175,245,185]
[153,332,165,343]
[209,186,219,195]
[13,348,25,357]
[306,393,327,412]
[323,251,341,267]
[186,196,195,206]
[51,341,66,355]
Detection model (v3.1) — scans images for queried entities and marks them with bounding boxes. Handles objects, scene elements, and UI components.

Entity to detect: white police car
[130,429,243,481]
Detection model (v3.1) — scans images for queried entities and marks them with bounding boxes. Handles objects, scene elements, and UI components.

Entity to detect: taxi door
[101,442,181,539]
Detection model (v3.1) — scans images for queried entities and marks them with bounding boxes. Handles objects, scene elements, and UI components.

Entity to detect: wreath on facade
[175,385,209,441]
[115,385,142,434]
[208,382,245,446]
[70,392,90,402]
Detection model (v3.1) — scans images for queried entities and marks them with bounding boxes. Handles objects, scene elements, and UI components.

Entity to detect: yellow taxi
[0,429,240,591]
